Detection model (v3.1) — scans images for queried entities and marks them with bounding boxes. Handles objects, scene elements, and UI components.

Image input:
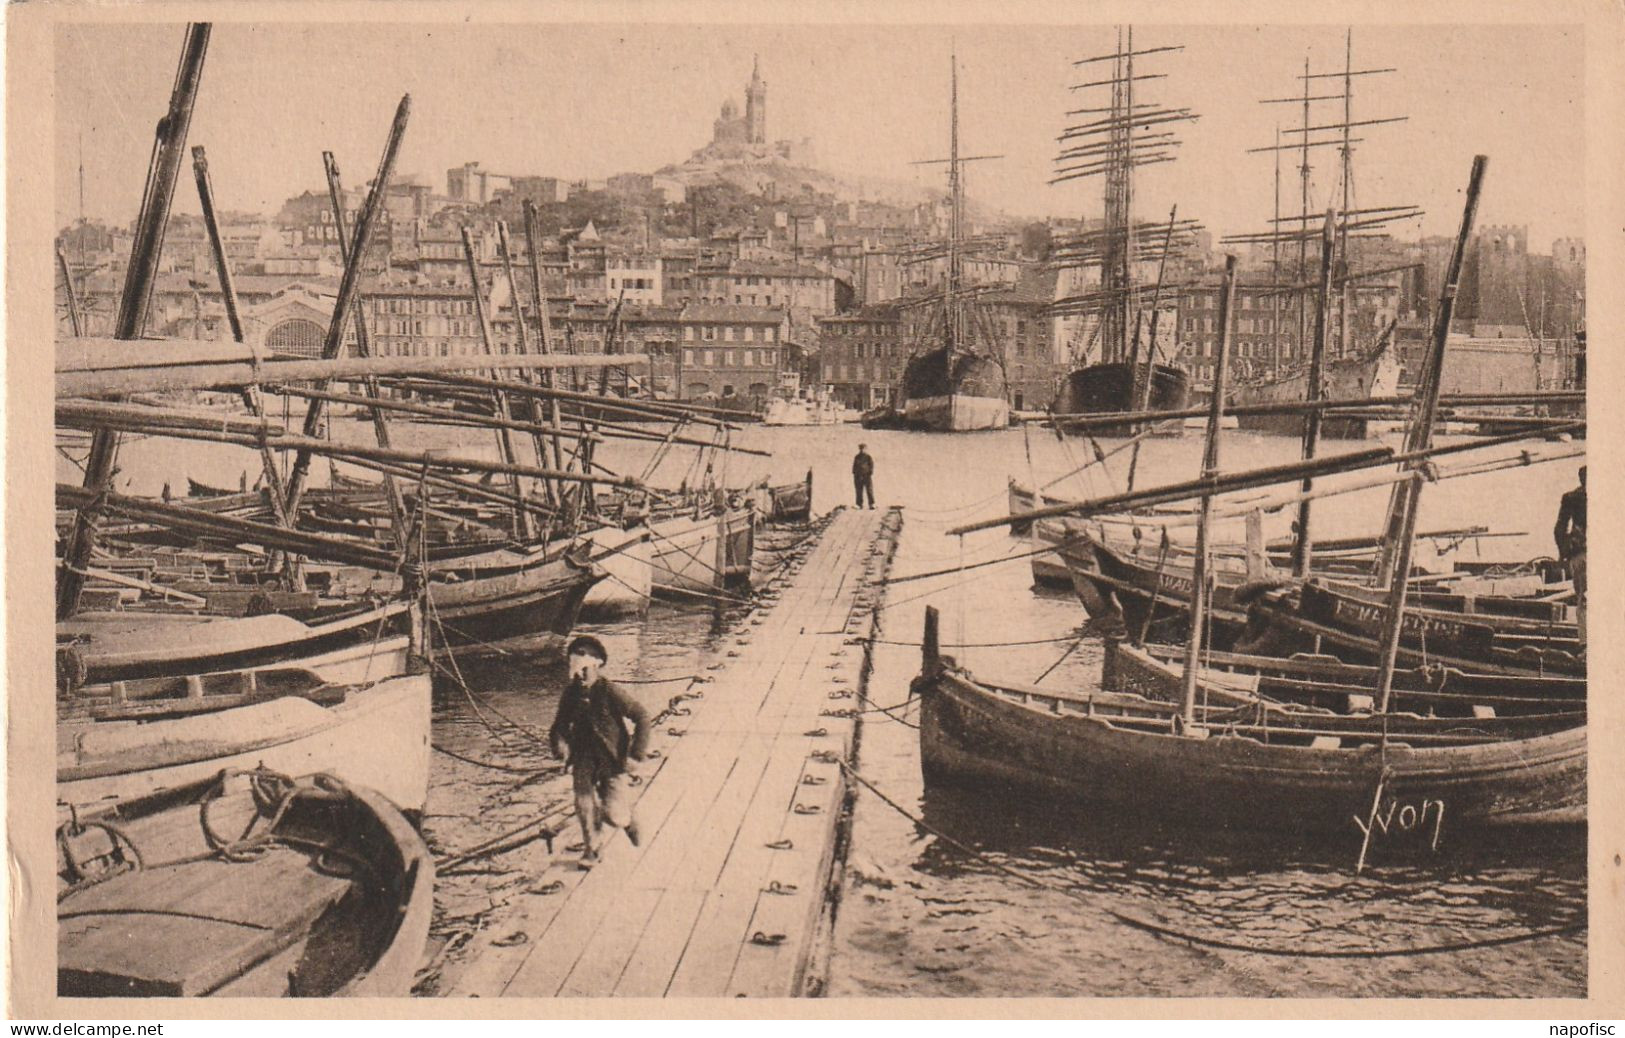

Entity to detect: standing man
[852,442,876,510]
[1554,465,1586,642]
[549,635,650,867]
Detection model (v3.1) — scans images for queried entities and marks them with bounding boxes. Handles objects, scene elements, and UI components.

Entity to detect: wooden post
[1291,209,1337,578]
[322,149,409,544]
[462,226,535,542]
[1372,156,1489,712]
[1180,254,1237,726]
[57,245,83,337]
[922,605,942,679]
[58,22,210,620]
[282,93,411,518]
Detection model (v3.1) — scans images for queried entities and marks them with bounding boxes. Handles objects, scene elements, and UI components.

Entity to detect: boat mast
[1338,30,1354,359]
[1372,156,1488,711]
[192,145,296,534]
[282,94,412,518]
[1290,209,1337,578]
[1180,254,1237,726]
[463,227,536,542]
[947,50,961,362]
[1298,57,1312,368]
[58,22,210,621]
[1271,126,1282,377]
[1373,155,1488,594]
[322,150,409,545]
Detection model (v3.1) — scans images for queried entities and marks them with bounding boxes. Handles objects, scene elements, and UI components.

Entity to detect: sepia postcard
[7,0,1624,1021]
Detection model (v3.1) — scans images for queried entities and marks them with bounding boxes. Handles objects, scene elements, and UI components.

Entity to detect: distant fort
[690,56,817,166]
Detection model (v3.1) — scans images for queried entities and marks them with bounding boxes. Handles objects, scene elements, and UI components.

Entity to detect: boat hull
[1232,336,1401,439]
[919,665,1586,836]
[900,393,1010,432]
[58,671,432,816]
[58,773,432,996]
[646,509,755,597]
[580,527,654,620]
[1055,362,1191,436]
[427,546,601,658]
[62,603,414,686]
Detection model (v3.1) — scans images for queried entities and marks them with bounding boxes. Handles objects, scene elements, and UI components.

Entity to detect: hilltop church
[692,57,816,166]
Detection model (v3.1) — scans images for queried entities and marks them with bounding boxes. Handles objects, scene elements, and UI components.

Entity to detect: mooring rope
[836,759,1585,959]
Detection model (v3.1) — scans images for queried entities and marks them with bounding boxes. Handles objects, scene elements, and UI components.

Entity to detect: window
[764,350,775,366]
[725,350,736,366]
[724,326,735,342]
[684,326,695,341]
[704,350,715,365]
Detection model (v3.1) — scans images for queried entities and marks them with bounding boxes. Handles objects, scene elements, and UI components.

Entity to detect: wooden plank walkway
[449,506,901,998]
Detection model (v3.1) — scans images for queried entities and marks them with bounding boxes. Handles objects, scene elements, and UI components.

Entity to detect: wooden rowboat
[58,599,415,687]
[1248,581,1584,678]
[58,670,433,816]
[915,608,1585,840]
[1107,640,1586,719]
[57,769,432,996]
[756,470,813,524]
[645,507,755,598]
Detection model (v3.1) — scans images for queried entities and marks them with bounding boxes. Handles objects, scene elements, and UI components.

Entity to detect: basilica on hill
[690,56,817,166]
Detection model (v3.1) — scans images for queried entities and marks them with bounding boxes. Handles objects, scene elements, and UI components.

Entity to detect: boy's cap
[566,635,609,663]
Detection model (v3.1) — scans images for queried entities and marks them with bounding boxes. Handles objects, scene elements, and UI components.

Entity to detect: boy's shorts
[600,771,638,830]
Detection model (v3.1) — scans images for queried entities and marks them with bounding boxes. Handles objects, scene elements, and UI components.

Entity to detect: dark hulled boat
[897,346,1010,432]
[1052,361,1192,435]
[915,608,1585,839]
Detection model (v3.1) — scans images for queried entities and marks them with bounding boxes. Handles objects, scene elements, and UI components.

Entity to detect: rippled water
[85,418,1586,997]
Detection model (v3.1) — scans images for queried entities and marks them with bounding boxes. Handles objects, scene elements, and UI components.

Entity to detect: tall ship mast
[885,53,1012,432]
[1047,27,1203,428]
[1222,30,1422,438]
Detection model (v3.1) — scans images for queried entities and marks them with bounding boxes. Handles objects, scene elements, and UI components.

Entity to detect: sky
[54,21,1585,250]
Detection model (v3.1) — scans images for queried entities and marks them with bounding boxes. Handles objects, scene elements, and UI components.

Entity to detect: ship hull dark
[1056,362,1191,435]
[897,348,1009,432]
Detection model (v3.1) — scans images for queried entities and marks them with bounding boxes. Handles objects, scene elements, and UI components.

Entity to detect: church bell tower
[745,55,767,145]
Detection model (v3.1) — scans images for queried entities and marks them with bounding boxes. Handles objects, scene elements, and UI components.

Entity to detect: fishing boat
[1105,639,1586,719]
[420,539,604,659]
[645,506,755,598]
[915,607,1585,838]
[755,470,814,524]
[579,525,654,620]
[858,404,911,431]
[57,768,432,996]
[1231,333,1402,439]
[1006,480,1078,589]
[1245,580,1584,678]
[58,598,415,687]
[58,668,432,816]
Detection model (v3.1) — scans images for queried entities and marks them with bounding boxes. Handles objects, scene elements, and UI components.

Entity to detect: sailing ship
[1222,33,1423,439]
[890,55,1010,433]
[1047,29,1201,431]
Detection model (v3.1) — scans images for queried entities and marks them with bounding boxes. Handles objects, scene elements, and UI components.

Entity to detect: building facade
[675,304,788,403]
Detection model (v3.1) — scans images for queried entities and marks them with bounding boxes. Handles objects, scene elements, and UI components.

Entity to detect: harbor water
[84,421,1586,997]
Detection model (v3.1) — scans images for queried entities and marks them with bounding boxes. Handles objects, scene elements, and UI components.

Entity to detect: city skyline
[57,22,1584,250]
